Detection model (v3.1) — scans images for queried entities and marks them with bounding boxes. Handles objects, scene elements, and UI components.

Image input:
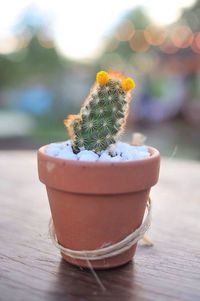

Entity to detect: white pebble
[77,150,95,159]
[77,150,99,161]
[121,151,133,161]
[116,142,129,152]
[79,154,99,161]
[60,141,73,152]
[99,153,113,161]
[110,155,123,161]
[46,145,60,156]
[136,151,150,158]
[109,142,130,156]
[57,149,77,160]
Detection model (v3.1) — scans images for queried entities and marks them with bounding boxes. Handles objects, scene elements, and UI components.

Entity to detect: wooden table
[0,151,200,301]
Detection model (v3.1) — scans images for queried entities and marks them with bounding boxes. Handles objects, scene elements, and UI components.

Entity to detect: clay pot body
[38,146,160,269]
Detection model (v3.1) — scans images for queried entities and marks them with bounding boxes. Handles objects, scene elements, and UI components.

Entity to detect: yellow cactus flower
[96,71,109,85]
[122,77,136,92]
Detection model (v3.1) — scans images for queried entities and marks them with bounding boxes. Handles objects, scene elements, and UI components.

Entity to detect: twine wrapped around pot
[49,198,152,261]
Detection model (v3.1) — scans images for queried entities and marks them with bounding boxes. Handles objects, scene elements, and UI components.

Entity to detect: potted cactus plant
[37,71,160,269]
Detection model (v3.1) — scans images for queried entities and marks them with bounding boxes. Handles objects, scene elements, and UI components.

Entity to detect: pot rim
[38,144,160,194]
[38,144,159,167]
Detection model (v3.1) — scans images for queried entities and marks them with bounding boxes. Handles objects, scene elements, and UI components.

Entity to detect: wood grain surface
[0,151,200,301]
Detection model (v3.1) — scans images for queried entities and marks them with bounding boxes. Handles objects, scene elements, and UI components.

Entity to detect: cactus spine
[64,71,135,153]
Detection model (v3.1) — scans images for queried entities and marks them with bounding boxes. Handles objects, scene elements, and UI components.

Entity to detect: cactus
[64,71,135,153]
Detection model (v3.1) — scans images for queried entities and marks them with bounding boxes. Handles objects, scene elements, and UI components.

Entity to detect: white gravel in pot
[46,140,150,162]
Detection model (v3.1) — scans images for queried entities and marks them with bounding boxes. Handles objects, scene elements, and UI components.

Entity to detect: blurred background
[0,0,200,160]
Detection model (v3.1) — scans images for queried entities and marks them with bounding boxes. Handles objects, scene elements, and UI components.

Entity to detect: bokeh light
[144,25,166,45]
[160,37,178,54]
[129,30,149,52]
[191,32,200,53]
[115,19,135,41]
[171,25,193,48]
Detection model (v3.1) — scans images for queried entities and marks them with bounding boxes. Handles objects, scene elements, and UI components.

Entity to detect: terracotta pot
[37,145,160,269]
